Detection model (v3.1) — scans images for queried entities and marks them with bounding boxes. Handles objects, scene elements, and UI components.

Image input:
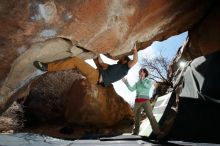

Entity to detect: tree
[140,53,173,87]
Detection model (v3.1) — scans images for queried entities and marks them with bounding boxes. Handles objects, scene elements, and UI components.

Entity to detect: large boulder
[23,70,133,126]
[0,0,213,82]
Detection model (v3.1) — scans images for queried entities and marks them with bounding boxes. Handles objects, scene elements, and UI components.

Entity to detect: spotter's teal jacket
[125,78,152,99]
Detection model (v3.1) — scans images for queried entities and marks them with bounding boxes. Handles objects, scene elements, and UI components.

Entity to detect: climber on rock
[33,42,139,87]
[0,40,139,115]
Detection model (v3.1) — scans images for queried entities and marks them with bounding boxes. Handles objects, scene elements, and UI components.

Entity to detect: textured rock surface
[0,0,213,82]
[186,0,220,57]
[64,78,133,126]
[24,70,83,123]
[0,102,23,132]
[169,1,220,76]
[23,69,133,126]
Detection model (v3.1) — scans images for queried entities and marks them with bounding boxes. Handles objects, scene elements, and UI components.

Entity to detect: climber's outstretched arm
[128,42,138,68]
[97,55,108,70]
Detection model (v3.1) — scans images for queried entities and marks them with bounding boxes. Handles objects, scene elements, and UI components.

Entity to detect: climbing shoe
[33,61,48,71]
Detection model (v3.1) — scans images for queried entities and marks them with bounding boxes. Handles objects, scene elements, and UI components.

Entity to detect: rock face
[169,0,220,76]
[186,0,220,57]
[64,78,133,126]
[24,70,83,123]
[0,0,213,82]
[24,70,132,126]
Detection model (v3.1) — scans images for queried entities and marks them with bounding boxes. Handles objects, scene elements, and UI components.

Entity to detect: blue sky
[86,31,188,106]
[139,31,188,61]
[151,31,188,59]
